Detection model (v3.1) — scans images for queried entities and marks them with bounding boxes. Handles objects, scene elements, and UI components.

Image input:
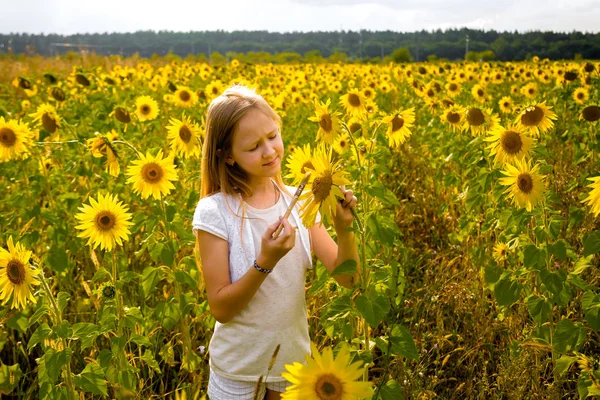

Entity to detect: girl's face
[228,107,284,184]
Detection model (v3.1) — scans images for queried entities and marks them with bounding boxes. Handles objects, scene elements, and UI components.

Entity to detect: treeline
[1,28,599,61]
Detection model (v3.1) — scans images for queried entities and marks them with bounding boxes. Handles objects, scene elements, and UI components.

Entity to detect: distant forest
[1,29,599,61]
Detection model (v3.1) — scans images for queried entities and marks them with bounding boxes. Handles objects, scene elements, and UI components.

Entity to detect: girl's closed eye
[249,134,278,151]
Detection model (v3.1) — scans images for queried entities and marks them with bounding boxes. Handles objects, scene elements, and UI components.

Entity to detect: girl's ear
[226,158,235,166]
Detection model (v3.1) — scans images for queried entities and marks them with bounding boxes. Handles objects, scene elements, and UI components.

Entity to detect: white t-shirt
[192,181,320,382]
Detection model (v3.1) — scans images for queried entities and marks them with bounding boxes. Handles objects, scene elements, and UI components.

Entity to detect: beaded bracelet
[253,259,273,274]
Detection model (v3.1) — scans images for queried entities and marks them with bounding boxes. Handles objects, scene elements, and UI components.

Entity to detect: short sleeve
[192,196,228,241]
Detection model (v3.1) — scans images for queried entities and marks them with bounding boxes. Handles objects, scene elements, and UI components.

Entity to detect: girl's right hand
[258,217,296,270]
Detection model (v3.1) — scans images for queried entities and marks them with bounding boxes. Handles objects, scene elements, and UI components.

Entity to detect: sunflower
[440,105,465,133]
[515,101,557,136]
[346,117,365,138]
[582,176,600,216]
[499,159,545,212]
[498,96,514,114]
[573,87,589,105]
[382,108,415,147]
[471,84,487,103]
[29,103,60,134]
[112,106,131,124]
[174,86,198,108]
[493,242,509,264]
[308,99,342,144]
[126,150,178,200]
[339,89,366,118]
[520,82,538,99]
[332,133,351,155]
[462,107,499,136]
[87,130,120,177]
[580,105,600,122]
[281,343,373,400]
[167,114,202,159]
[75,193,133,251]
[0,237,40,309]
[445,81,462,98]
[286,144,314,186]
[134,95,159,121]
[298,146,352,228]
[0,117,34,162]
[205,80,224,100]
[484,124,534,165]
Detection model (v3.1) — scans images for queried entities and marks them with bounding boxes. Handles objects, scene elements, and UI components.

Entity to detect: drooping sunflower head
[113,106,131,124]
[484,124,534,165]
[308,99,342,144]
[515,101,557,136]
[126,150,178,200]
[0,236,41,309]
[29,103,60,134]
[580,105,600,123]
[499,159,546,212]
[462,107,499,136]
[167,114,202,159]
[134,95,159,121]
[75,193,134,251]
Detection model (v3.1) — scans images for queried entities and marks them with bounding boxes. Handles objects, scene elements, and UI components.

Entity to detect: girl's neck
[243,178,280,208]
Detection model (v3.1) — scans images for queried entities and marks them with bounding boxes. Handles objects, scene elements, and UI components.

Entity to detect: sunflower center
[564,71,577,81]
[521,106,544,127]
[447,112,461,124]
[349,122,361,134]
[300,161,314,174]
[142,163,164,184]
[211,86,219,95]
[95,211,116,231]
[0,127,17,147]
[449,83,458,91]
[320,114,333,133]
[517,173,533,194]
[339,140,346,148]
[391,115,404,132]
[179,90,191,102]
[577,92,585,100]
[42,113,57,133]
[477,89,484,97]
[582,106,600,122]
[312,174,333,202]
[466,108,485,126]
[115,107,131,123]
[348,93,361,107]
[179,125,192,143]
[141,105,151,115]
[500,131,523,155]
[7,260,26,285]
[315,374,344,400]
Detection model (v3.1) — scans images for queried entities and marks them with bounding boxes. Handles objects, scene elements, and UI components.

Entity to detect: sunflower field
[1,53,600,399]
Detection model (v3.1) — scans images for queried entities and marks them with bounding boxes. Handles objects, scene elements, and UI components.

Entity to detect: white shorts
[207,369,291,400]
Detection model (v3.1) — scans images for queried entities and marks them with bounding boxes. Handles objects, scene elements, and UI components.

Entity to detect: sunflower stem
[112,140,143,158]
[112,250,126,373]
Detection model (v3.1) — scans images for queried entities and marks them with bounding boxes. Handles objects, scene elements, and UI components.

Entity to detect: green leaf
[141,266,161,298]
[28,323,52,352]
[150,243,164,263]
[523,245,544,271]
[573,255,594,275]
[174,270,197,290]
[131,333,152,347]
[141,350,161,373]
[43,348,73,383]
[92,268,111,283]
[47,246,70,273]
[0,362,23,394]
[123,307,144,329]
[548,240,567,261]
[166,204,177,222]
[555,355,577,377]
[331,259,357,277]
[582,291,600,330]
[161,243,175,267]
[390,326,418,360]
[57,292,70,313]
[494,277,522,307]
[527,295,551,325]
[379,378,404,400]
[354,294,389,329]
[484,263,502,288]
[28,304,50,328]
[540,268,564,301]
[74,363,108,397]
[583,231,600,257]
[52,320,73,339]
[552,319,586,354]
[155,300,181,330]
[72,323,100,350]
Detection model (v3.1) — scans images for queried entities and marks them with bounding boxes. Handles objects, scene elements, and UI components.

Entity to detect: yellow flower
[382,108,415,147]
[493,242,509,264]
[499,159,545,211]
[167,114,202,159]
[471,84,487,103]
[281,343,373,400]
[135,95,159,121]
[514,101,557,136]
[440,105,464,133]
[520,82,538,99]
[332,133,351,155]
[582,176,600,217]
[285,143,313,186]
[580,105,600,122]
[462,107,499,136]
[87,130,120,177]
[498,96,514,114]
[174,86,198,108]
[484,124,534,165]
[445,81,462,98]
[0,117,34,162]
[298,146,351,228]
[29,103,60,134]
[205,80,224,100]
[573,87,589,105]
[308,99,342,144]
[0,237,40,309]
[339,89,366,118]
[75,193,133,251]
[126,150,178,200]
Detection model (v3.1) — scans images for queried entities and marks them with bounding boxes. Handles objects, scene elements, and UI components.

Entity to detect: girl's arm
[196,216,296,324]
[309,188,360,289]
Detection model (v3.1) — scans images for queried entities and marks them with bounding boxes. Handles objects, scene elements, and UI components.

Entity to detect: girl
[192,85,359,400]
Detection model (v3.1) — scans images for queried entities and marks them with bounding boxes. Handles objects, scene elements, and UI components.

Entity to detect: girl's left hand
[333,186,358,232]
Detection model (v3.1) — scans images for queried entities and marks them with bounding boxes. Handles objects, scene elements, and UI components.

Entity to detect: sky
[1,0,599,35]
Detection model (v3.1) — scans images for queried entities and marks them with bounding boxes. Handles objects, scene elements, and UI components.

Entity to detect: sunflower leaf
[73,363,108,397]
[583,231,600,257]
[331,259,357,277]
